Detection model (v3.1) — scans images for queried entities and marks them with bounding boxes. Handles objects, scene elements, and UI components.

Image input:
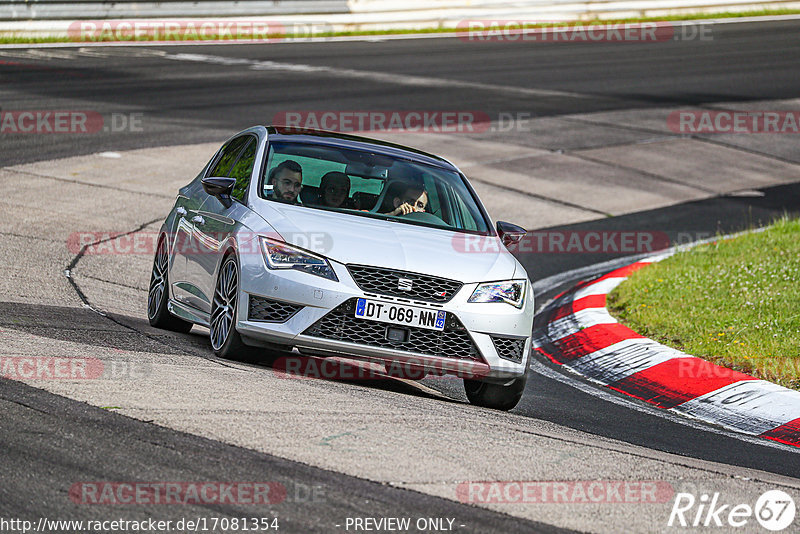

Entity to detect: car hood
[254,202,519,283]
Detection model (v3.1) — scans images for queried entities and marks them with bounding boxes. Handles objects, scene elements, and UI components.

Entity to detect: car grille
[248,295,303,323]
[491,336,527,363]
[303,298,481,360]
[346,264,463,303]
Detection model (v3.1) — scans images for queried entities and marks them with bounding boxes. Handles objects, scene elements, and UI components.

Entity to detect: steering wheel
[401,211,446,224]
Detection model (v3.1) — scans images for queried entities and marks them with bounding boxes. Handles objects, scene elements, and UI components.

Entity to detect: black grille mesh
[347,265,462,303]
[491,336,526,363]
[248,295,303,323]
[303,299,480,360]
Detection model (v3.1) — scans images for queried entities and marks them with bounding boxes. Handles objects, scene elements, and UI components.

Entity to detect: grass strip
[608,216,800,390]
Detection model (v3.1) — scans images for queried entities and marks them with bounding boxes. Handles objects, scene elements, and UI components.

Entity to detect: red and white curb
[532,257,800,448]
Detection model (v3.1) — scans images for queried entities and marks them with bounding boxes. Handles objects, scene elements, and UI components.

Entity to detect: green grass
[607,217,800,390]
[1,9,799,44]
[0,36,66,44]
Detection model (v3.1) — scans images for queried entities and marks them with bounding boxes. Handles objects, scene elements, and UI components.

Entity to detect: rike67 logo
[668,490,796,531]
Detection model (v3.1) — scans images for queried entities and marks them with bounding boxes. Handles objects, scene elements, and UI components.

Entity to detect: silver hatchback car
[148,126,534,410]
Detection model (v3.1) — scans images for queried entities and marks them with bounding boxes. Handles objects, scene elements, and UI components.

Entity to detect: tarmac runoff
[533,256,800,449]
[3,110,800,532]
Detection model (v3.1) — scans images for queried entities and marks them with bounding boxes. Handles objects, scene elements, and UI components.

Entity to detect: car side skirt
[168,299,210,328]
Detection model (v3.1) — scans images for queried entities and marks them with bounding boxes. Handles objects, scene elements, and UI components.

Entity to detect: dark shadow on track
[0,301,453,402]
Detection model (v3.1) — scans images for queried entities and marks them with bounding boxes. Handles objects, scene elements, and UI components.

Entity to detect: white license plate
[355,298,446,331]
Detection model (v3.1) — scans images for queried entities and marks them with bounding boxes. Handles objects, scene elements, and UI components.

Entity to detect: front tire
[148,237,193,333]
[464,374,527,411]
[210,255,257,362]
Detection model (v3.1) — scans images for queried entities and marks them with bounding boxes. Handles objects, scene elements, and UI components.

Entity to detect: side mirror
[497,221,526,247]
[202,176,236,208]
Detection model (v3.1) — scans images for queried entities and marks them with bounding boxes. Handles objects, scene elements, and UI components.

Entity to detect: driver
[384,182,428,216]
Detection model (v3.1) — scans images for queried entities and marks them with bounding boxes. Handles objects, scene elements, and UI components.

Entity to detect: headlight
[468,280,525,308]
[260,237,338,282]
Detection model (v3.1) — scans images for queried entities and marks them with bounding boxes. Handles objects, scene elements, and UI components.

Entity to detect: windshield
[261,141,490,234]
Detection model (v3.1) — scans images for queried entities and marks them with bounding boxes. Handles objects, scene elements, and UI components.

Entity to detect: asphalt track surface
[3,19,800,167]
[2,18,800,532]
[0,378,559,533]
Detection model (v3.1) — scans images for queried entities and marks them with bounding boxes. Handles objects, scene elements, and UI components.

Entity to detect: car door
[170,176,211,308]
[185,135,257,315]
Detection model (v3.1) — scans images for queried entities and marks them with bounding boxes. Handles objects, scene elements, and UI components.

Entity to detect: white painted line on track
[7,44,587,99]
[528,357,800,454]
[5,16,798,105]
[159,50,591,100]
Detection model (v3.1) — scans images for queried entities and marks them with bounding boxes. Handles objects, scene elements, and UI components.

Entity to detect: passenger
[319,171,352,208]
[383,181,428,216]
[268,160,303,204]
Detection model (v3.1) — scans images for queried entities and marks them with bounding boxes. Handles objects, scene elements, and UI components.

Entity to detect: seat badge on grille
[397,278,413,291]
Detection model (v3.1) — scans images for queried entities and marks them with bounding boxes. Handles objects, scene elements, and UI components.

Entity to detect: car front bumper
[236,251,534,381]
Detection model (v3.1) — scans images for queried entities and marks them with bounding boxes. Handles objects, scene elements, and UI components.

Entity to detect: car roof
[264,126,459,172]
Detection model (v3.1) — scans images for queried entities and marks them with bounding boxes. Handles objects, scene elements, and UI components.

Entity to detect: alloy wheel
[210,258,238,351]
[147,239,169,320]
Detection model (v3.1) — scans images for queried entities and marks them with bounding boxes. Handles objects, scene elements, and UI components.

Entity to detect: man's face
[273,169,302,203]
[394,189,428,212]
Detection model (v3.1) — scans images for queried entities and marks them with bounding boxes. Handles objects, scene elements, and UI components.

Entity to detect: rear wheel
[464,374,527,411]
[210,255,258,362]
[148,237,193,333]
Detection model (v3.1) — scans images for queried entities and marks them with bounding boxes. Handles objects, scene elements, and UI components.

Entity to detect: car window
[268,153,350,190]
[453,191,479,231]
[261,141,490,234]
[228,137,257,202]
[208,135,250,178]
